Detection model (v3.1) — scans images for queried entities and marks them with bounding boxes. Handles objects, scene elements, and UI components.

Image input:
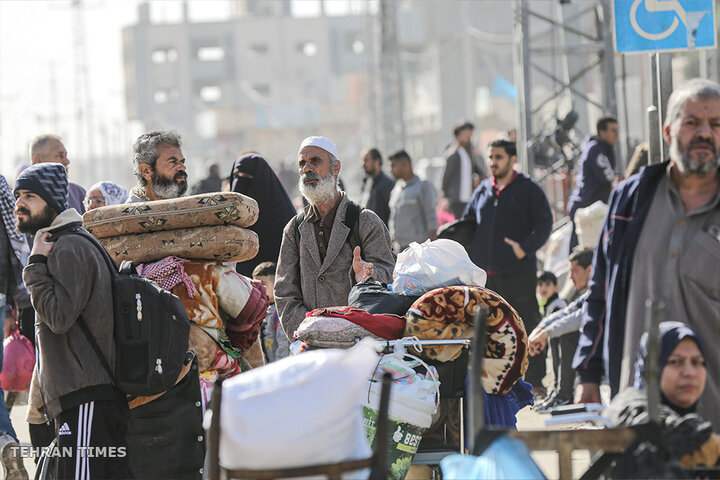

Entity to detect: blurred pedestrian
[388,150,438,252]
[625,141,649,177]
[29,134,86,214]
[567,116,619,253]
[191,163,223,194]
[360,148,395,226]
[443,120,489,218]
[0,174,29,480]
[84,181,128,211]
[229,152,296,277]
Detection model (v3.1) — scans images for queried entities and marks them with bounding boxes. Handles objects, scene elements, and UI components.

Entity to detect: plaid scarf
[136,256,196,298]
[0,175,24,243]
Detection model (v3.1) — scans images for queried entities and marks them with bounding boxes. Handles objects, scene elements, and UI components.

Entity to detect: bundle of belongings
[291,239,531,439]
[77,192,268,479]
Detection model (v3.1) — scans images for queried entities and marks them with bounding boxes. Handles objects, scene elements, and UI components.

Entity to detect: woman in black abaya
[230,152,296,277]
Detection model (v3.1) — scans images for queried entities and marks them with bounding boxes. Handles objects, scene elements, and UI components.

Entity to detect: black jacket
[463,173,553,274]
[362,171,395,225]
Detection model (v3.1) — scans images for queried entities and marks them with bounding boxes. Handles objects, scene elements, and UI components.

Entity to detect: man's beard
[152,170,188,199]
[672,137,720,176]
[299,170,337,205]
[492,164,513,180]
[15,204,57,234]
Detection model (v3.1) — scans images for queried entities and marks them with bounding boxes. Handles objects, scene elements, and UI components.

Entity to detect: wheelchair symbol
[630,0,711,47]
[630,0,683,41]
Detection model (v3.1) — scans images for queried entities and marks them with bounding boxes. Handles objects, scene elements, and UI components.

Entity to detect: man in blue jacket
[464,140,553,397]
[567,116,619,252]
[573,78,720,430]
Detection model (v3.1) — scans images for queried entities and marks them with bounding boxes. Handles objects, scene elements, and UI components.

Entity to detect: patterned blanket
[405,285,528,395]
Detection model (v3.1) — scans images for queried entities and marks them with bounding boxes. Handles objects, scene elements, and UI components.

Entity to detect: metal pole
[647,106,661,165]
[657,53,673,161]
[621,55,632,172]
[469,307,489,455]
[513,0,531,174]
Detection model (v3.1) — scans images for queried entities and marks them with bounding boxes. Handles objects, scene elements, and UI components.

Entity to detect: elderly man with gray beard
[275,136,396,339]
[574,78,720,431]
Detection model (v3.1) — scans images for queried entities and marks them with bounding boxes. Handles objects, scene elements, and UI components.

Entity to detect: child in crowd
[252,262,290,363]
[534,271,567,406]
[537,271,566,318]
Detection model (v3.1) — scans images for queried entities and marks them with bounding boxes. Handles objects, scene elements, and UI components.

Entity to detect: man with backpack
[275,136,396,339]
[15,163,130,479]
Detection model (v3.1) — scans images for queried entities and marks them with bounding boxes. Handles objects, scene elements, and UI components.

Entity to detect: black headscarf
[634,321,706,414]
[230,153,296,277]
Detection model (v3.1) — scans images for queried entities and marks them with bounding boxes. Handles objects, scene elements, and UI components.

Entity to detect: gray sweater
[537,290,589,339]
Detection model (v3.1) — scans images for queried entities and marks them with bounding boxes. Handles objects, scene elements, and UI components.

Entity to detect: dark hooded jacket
[230,153,296,276]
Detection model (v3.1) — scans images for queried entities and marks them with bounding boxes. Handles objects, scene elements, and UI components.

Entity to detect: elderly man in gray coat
[275,136,396,339]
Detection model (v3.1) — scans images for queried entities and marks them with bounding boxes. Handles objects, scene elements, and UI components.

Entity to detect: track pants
[54,399,131,480]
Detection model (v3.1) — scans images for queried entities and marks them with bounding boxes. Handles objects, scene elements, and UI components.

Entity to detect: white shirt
[458,146,472,202]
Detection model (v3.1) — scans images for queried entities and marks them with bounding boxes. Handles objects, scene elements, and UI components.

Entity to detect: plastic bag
[391,239,487,296]
[441,436,544,479]
[0,332,35,392]
[575,200,608,249]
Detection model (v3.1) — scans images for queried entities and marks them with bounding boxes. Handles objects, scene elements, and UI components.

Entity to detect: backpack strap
[343,200,362,256]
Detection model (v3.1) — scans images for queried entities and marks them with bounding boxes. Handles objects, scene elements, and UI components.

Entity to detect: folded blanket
[295,315,383,348]
[306,306,406,340]
[405,286,528,395]
[225,279,269,351]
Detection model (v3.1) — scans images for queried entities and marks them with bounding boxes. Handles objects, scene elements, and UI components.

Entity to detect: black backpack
[51,223,191,397]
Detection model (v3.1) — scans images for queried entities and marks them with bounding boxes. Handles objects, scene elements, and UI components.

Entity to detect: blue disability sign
[614,0,716,53]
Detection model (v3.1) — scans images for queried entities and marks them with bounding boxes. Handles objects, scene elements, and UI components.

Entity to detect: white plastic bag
[391,239,486,295]
[575,200,608,249]
[209,339,378,472]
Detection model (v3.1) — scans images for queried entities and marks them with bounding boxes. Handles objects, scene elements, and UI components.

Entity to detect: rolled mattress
[83,192,259,238]
[98,225,259,264]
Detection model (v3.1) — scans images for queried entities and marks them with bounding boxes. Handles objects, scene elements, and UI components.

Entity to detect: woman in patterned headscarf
[84,181,128,211]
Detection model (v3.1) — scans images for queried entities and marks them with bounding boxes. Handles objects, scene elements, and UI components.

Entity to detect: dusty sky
[0,0,340,180]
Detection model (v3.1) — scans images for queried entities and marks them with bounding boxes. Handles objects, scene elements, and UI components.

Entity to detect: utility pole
[72,0,96,180]
[513,0,619,173]
[378,0,405,155]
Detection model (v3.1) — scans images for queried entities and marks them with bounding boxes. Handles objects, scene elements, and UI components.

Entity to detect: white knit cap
[298,136,339,159]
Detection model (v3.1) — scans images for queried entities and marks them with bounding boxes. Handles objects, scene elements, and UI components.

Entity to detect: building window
[153,90,169,104]
[151,48,178,64]
[250,43,268,55]
[199,85,222,103]
[253,84,271,97]
[297,41,318,57]
[352,39,364,54]
[197,46,225,62]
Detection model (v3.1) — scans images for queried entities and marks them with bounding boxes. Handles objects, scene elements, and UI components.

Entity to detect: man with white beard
[275,136,395,338]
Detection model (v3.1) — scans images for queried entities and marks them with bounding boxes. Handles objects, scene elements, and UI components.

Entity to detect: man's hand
[504,237,526,259]
[528,328,548,356]
[352,246,374,283]
[574,382,602,404]
[31,232,54,257]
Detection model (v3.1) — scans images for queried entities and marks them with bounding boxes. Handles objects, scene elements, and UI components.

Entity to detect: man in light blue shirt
[388,150,438,252]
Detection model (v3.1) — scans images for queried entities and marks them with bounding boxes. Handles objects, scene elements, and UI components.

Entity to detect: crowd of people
[0,77,718,479]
